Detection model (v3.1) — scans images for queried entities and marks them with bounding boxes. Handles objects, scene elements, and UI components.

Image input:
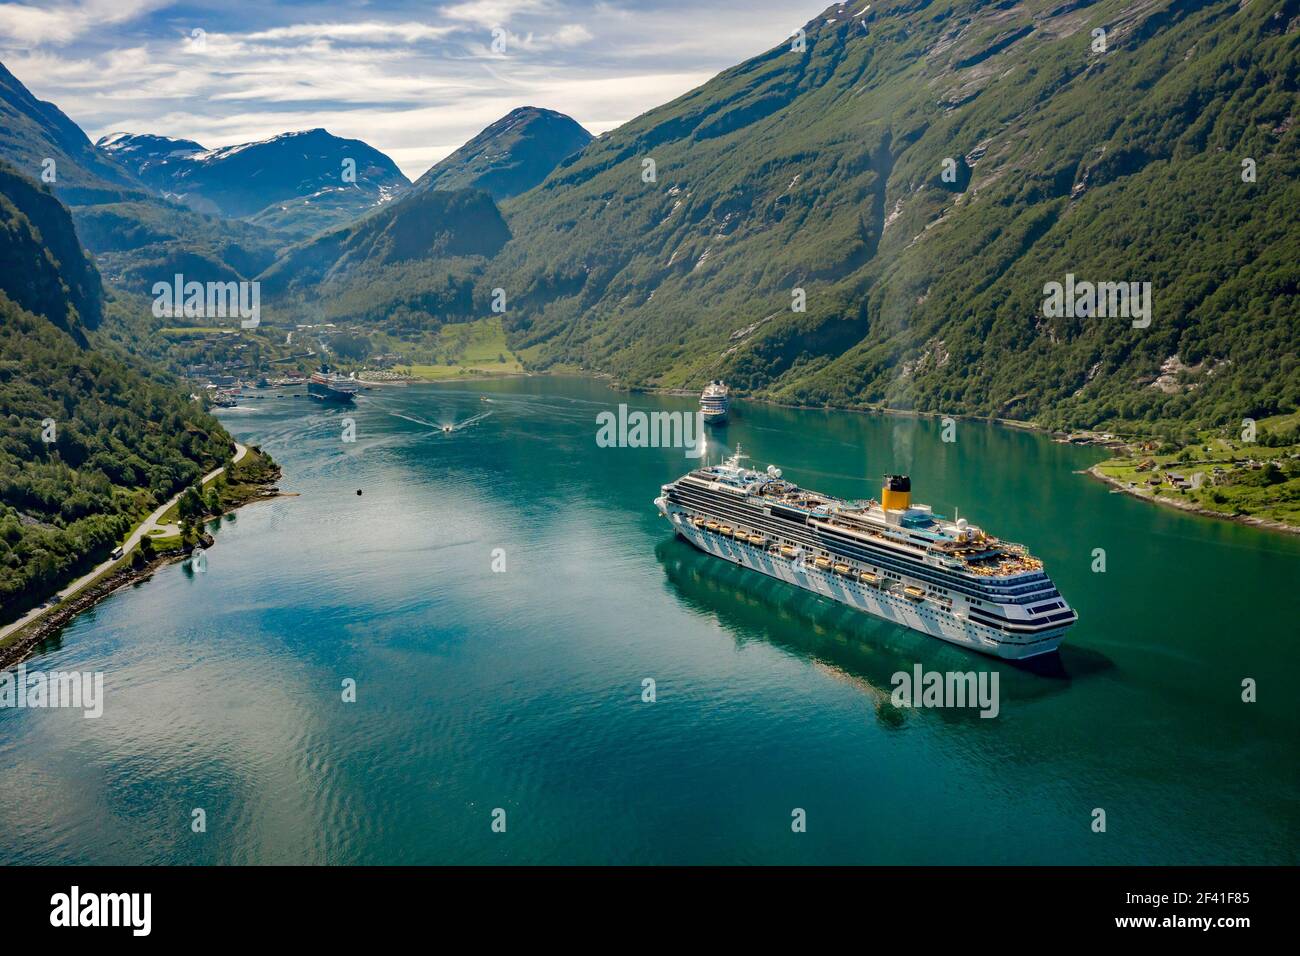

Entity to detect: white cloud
[0,0,167,45]
[548,23,593,48]
[243,22,458,44]
[2,1,827,181]
[438,0,551,26]
[0,4,70,44]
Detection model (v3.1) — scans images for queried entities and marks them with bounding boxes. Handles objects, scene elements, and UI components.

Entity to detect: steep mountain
[0,160,101,334]
[99,127,410,239]
[481,0,1298,435]
[0,59,286,294]
[4,2,1294,438]
[412,107,593,201]
[0,164,235,620]
[0,60,141,204]
[258,187,510,324]
[93,132,205,191]
[78,196,296,297]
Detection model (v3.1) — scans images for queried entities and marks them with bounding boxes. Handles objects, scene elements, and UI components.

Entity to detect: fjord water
[1,377,1296,865]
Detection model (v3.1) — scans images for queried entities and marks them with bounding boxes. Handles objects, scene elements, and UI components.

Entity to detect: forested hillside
[3,2,1295,442]
[258,187,511,327]
[0,162,102,335]
[481,0,1297,436]
[0,164,235,620]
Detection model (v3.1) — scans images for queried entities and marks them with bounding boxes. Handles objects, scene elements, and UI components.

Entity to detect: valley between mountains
[1,0,1298,625]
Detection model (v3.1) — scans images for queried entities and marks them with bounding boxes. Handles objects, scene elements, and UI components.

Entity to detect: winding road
[0,442,247,643]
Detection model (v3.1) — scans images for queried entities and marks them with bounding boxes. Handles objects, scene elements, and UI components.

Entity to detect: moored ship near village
[308,364,360,403]
[700,381,729,425]
[656,449,1077,660]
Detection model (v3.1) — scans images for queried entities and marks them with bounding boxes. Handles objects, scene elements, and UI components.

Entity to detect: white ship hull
[660,505,1066,661]
[700,381,730,425]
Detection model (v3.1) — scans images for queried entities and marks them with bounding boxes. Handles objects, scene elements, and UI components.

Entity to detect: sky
[0,0,831,180]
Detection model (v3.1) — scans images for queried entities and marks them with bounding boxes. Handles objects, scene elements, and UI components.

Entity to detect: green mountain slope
[0,59,288,295]
[0,60,139,204]
[412,107,592,201]
[0,164,236,621]
[0,161,102,335]
[259,187,511,325]
[7,3,1291,438]
[486,0,1298,434]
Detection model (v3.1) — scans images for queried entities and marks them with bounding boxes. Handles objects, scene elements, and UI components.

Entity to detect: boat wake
[389,410,493,433]
[389,412,438,428]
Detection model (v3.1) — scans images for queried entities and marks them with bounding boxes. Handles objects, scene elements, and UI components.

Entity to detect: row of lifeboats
[690,516,768,548]
[688,513,935,602]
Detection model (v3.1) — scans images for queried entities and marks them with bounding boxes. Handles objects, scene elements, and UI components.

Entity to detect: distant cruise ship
[308,364,359,403]
[700,381,730,425]
[656,449,1077,659]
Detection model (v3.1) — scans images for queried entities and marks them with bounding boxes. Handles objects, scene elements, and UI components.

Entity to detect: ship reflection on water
[653,537,1105,726]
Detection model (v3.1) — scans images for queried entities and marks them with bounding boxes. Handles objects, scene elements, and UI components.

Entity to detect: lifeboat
[813,556,832,571]
[903,585,925,600]
[833,563,852,575]
[705,521,720,532]
[747,534,765,546]
[780,544,797,558]
[719,525,734,537]
[858,570,879,585]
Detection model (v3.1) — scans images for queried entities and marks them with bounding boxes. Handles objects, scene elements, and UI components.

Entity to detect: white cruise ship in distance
[655,449,1077,660]
[700,380,730,425]
[307,364,360,403]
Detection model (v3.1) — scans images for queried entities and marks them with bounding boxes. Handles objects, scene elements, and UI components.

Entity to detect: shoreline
[1084,464,1299,537]
[608,378,1300,531]
[619,378,1298,535]
[0,476,289,671]
[613,379,1127,445]
[0,548,193,671]
[358,369,536,387]
[387,369,1296,534]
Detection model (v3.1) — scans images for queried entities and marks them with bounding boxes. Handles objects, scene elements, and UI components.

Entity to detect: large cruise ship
[700,381,730,425]
[307,364,360,403]
[655,449,1077,659]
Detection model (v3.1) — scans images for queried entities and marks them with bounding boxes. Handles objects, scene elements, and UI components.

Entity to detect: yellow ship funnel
[882,474,911,512]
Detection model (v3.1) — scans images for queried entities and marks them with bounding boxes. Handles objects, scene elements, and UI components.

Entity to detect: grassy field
[1093,413,1300,529]
[218,448,279,505]
[395,317,524,381]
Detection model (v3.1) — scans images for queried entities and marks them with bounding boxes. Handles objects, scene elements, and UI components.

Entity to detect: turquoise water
[1,376,1296,864]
